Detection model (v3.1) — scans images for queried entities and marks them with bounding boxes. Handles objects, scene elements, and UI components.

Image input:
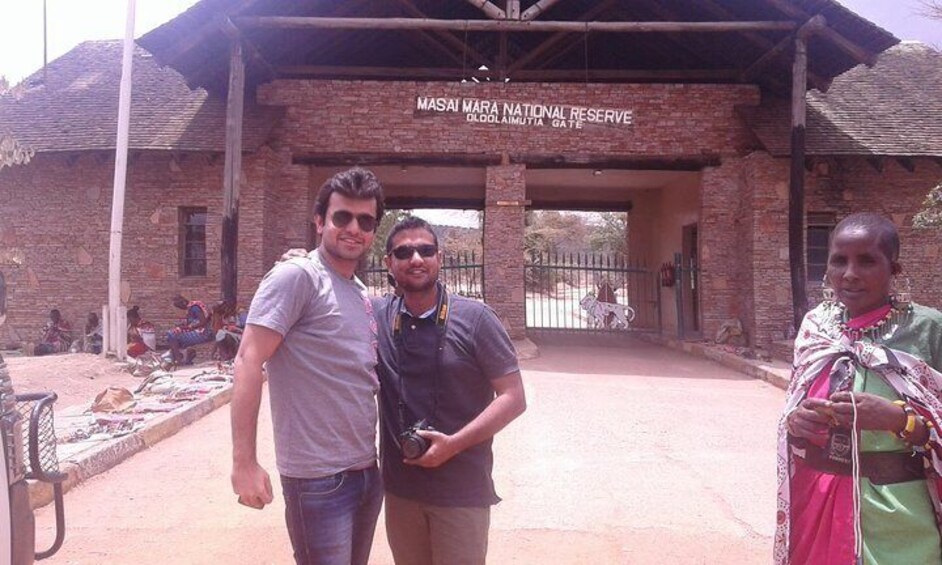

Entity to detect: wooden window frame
[179,207,208,277]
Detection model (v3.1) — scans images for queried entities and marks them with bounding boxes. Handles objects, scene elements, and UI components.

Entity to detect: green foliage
[914,181,942,228]
[369,209,413,258]
[524,211,589,256]
[587,212,628,255]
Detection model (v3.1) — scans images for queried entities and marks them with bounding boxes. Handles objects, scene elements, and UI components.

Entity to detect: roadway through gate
[35,342,781,564]
[525,252,661,338]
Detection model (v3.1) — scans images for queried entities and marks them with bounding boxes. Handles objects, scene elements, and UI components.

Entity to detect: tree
[368,209,413,258]
[913,2,941,228]
[587,212,627,255]
[914,182,942,228]
[0,76,8,94]
[918,0,942,19]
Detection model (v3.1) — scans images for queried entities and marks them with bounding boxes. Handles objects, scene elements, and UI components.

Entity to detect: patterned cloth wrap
[167,301,213,347]
[774,302,942,564]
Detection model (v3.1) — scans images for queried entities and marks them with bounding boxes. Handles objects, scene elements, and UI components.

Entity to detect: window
[179,207,207,277]
[807,212,836,282]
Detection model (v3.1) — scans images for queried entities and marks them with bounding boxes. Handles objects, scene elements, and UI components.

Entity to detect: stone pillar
[743,153,794,348]
[699,156,750,344]
[483,164,526,339]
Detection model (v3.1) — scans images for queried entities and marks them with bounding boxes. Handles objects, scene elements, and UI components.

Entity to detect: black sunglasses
[389,244,439,260]
[330,210,377,232]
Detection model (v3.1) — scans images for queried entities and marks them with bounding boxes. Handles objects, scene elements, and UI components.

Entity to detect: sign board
[415,96,634,130]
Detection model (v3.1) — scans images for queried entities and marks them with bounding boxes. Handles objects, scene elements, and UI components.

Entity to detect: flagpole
[106,0,136,360]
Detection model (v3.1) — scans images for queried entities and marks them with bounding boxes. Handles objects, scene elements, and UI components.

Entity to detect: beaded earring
[891,276,913,311]
[821,274,835,304]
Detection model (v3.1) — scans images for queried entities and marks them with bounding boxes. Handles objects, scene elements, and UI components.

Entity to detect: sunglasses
[330,210,377,232]
[389,244,439,260]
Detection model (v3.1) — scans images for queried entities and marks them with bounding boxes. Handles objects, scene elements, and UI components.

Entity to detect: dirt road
[34,341,784,564]
[5,353,141,409]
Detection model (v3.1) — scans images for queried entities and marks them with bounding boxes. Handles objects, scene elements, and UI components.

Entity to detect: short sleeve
[471,304,520,379]
[246,259,318,337]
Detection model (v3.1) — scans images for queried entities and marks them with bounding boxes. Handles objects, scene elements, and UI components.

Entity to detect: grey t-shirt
[246,249,379,479]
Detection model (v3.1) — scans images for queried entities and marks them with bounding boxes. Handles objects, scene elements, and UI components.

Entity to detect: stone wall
[0,151,270,341]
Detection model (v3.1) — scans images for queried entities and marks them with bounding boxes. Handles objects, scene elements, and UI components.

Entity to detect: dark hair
[50,309,61,319]
[313,167,385,222]
[385,216,439,254]
[128,306,140,321]
[831,212,900,263]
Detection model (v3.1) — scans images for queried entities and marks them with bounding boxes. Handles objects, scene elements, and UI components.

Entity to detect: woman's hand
[828,392,906,433]
[787,398,834,440]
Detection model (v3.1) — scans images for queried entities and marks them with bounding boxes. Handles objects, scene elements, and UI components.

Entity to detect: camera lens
[400,433,429,460]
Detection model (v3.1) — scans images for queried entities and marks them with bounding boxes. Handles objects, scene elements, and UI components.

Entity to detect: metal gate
[359,251,484,299]
[673,251,701,340]
[525,252,660,333]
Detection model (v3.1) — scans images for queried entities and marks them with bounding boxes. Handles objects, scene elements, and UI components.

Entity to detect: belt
[790,441,925,485]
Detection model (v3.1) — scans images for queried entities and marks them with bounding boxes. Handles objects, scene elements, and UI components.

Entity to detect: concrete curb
[28,384,232,510]
[635,334,791,390]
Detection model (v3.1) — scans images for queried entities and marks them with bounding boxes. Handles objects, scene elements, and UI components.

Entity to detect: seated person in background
[82,312,103,354]
[34,309,73,356]
[166,294,213,365]
[127,306,156,358]
[211,300,245,362]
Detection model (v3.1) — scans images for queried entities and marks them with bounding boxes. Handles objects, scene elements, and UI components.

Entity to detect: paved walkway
[35,340,785,564]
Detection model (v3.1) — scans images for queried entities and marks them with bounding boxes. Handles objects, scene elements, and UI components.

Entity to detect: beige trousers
[384,492,490,565]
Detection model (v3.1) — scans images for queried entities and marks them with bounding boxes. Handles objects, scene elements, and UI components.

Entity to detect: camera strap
[392,282,449,433]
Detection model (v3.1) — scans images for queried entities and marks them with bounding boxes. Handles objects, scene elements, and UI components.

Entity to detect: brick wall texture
[1,78,940,350]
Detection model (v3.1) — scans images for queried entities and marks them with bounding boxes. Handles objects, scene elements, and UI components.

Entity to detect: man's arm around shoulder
[230,324,284,509]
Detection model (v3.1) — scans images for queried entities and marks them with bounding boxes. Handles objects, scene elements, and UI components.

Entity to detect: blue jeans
[281,466,383,565]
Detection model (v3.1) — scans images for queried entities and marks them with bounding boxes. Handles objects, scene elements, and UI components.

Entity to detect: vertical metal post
[106,0,136,360]
[674,252,685,340]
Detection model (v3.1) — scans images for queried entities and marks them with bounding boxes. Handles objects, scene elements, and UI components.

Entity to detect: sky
[1,0,939,226]
[1,0,939,85]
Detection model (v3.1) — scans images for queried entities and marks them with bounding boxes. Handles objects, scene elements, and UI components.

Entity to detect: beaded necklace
[834,300,913,342]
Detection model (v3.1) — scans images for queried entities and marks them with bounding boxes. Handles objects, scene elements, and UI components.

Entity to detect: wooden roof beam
[505,0,520,20]
[508,0,616,72]
[158,0,259,65]
[233,16,799,34]
[763,0,877,65]
[615,2,737,75]
[393,0,493,70]
[742,17,826,84]
[276,64,741,81]
[695,0,829,89]
[521,0,566,21]
[465,0,507,20]
[219,17,277,82]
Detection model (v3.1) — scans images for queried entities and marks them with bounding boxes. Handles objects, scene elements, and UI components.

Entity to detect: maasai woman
[776,212,942,564]
[126,306,156,358]
[166,294,212,364]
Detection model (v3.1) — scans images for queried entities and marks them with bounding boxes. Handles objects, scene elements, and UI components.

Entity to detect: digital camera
[399,419,435,460]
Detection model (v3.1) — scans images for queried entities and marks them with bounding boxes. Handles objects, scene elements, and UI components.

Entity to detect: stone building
[1,0,940,350]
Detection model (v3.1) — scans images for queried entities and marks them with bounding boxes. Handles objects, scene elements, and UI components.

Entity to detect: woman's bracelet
[893,400,918,442]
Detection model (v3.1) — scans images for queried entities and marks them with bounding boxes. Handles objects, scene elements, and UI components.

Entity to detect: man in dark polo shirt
[374,216,527,565]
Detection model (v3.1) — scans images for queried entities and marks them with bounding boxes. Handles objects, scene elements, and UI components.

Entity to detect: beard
[395,271,438,293]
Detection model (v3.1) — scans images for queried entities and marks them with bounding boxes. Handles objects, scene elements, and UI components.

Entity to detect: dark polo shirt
[373,290,519,507]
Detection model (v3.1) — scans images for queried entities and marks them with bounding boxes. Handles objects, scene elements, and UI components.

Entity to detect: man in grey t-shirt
[231,167,385,565]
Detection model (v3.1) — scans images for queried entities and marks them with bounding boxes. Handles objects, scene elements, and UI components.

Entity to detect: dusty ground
[4,353,148,410]
[35,340,785,564]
